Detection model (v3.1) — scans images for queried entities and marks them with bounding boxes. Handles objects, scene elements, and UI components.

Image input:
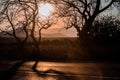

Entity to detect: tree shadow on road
[0,60,27,80]
[32,60,78,80]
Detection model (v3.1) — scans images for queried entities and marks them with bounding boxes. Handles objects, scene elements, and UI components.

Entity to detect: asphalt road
[0,61,120,80]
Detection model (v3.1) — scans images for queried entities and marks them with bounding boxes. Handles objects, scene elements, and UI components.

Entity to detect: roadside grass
[0,38,120,62]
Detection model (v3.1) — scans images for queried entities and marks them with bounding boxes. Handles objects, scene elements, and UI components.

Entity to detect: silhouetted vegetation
[54,0,120,41]
[89,15,120,41]
[0,1,120,80]
[0,0,57,54]
[0,37,120,62]
[0,0,120,62]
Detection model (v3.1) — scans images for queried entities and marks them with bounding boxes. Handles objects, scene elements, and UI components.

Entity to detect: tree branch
[0,30,13,36]
[98,0,114,13]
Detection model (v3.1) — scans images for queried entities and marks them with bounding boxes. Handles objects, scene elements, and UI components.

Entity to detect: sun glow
[38,3,54,19]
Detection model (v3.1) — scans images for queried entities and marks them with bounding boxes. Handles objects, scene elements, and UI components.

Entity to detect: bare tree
[36,13,58,42]
[53,0,120,41]
[0,0,57,53]
[0,0,29,51]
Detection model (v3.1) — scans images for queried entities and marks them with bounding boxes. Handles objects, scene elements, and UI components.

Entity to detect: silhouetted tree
[0,0,57,53]
[53,0,120,41]
[91,15,120,40]
[0,1,29,51]
[36,15,58,43]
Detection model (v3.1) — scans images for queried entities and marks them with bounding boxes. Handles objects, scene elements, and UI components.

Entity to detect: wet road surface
[0,61,120,80]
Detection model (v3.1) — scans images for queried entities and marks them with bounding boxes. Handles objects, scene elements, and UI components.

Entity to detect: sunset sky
[0,0,119,37]
[41,6,119,37]
[40,0,120,37]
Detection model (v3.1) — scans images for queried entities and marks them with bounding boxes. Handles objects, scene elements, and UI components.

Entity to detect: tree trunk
[39,29,42,44]
[17,40,25,53]
[77,20,93,46]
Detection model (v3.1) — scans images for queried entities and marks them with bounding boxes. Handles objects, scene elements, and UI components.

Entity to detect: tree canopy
[0,0,57,51]
[53,0,120,40]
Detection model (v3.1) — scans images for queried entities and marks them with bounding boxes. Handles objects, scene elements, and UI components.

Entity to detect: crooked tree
[0,0,57,53]
[53,0,120,41]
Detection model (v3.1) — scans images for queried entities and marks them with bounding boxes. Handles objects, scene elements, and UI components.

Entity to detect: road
[0,61,120,80]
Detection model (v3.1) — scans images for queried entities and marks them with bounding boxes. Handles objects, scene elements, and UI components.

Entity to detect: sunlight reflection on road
[12,61,103,80]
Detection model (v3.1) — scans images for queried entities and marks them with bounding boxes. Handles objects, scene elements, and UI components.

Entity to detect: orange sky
[41,18,78,37]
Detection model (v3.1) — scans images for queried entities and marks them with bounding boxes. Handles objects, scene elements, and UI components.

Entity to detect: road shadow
[32,60,78,80]
[0,60,27,80]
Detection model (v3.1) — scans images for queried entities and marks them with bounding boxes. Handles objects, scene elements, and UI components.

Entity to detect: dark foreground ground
[0,38,120,80]
[0,38,120,62]
[0,60,120,80]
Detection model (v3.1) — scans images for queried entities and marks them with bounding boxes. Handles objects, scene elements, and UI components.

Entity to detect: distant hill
[0,27,77,38]
[42,27,77,37]
[41,33,67,38]
[0,30,67,38]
